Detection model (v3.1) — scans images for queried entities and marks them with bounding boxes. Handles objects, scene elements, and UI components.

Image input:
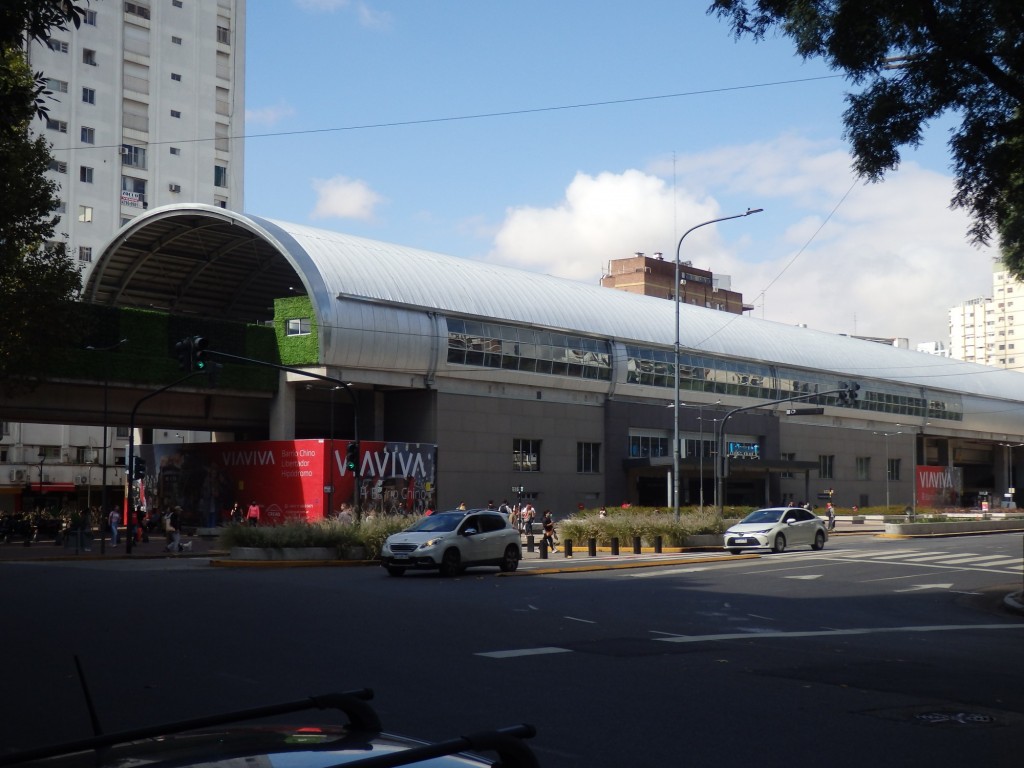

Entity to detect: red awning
[26,483,79,493]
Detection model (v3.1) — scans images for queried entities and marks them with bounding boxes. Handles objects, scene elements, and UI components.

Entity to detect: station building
[84,204,1024,514]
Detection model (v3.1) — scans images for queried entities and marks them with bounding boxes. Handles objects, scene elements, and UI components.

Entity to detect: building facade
[0,1,245,513]
[949,260,1024,371]
[33,205,1021,519]
[600,253,751,314]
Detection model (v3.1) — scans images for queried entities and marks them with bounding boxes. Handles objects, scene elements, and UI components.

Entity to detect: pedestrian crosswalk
[823,547,1023,572]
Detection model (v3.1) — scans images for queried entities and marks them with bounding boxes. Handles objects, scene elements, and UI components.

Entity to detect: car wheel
[439,548,461,577]
[812,530,826,550]
[386,566,406,577]
[728,549,741,555]
[499,544,519,572]
[772,533,787,553]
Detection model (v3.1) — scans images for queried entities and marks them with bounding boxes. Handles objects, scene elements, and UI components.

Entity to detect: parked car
[0,689,539,768]
[723,506,828,554]
[380,509,522,576]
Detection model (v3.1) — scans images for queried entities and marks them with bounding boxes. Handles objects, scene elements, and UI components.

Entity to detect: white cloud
[310,176,385,221]
[485,136,995,345]
[245,102,295,127]
[293,0,391,27]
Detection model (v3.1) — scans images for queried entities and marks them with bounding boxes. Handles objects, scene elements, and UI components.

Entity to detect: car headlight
[417,537,444,550]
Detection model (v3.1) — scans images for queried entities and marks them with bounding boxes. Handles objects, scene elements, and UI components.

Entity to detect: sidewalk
[0,532,222,561]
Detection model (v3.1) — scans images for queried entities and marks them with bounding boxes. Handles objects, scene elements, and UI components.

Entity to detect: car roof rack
[0,689,539,768]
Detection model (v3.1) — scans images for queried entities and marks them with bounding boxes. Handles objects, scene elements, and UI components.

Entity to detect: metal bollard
[540,540,548,559]
[654,535,662,553]
[633,536,641,554]
[611,537,619,556]
[526,534,535,553]
[564,539,572,558]
[588,538,597,557]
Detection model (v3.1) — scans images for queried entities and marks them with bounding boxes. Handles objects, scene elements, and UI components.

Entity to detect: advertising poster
[137,439,436,526]
[915,465,963,508]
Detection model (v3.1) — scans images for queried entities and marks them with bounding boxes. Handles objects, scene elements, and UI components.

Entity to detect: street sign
[785,408,825,415]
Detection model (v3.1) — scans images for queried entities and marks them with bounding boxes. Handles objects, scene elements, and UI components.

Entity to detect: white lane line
[938,555,1017,565]
[629,567,709,578]
[476,646,573,659]
[898,553,972,561]
[564,616,596,624]
[655,624,1024,644]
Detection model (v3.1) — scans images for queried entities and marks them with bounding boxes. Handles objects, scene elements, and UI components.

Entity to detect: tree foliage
[0,2,88,397]
[709,1,1024,276]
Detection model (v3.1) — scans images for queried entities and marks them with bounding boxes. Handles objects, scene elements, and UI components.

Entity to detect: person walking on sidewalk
[541,510,558,553]
[108,506,121,546]
[825,502,836,532]
[246,500,260,526]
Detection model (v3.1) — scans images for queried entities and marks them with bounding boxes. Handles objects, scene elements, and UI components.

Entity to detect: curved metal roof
[90,204,1024,403]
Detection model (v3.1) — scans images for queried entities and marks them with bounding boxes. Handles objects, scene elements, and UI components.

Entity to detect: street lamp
[672,209,762,521]
[997,442,1024,508]
[85,337,128,555]
[36,450,45,494]
[874,430,902,511]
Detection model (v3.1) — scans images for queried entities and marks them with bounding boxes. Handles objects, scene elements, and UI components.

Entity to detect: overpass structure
[4,203,1024,514]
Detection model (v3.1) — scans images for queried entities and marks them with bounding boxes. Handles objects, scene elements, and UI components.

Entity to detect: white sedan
[723,507,828,554]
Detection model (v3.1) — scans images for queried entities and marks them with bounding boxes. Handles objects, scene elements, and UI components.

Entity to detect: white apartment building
[948,260,1024,372]
[0,0,245,514]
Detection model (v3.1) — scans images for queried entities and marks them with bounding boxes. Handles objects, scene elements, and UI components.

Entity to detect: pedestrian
[826,502,836,531]
[598,506,607,519]
[541,510,558,553]
[108,506,121,546]
[525,503,536,534]
[246,500,260,526]
[498,498,511,521]
[166,506,181,552]
[231,502,243,524]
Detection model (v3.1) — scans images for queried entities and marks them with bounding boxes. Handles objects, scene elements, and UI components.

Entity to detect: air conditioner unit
[9,470,25,482]
[75,474,88,485]
[42,473,51,483]
[168,183,181,193]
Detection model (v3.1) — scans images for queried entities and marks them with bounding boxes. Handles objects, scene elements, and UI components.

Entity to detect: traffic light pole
[125,371,207,554]
[204,350,362,515]
[715,383,859,518]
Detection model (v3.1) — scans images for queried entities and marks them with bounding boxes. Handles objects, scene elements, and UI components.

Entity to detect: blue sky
[243,1,996,346]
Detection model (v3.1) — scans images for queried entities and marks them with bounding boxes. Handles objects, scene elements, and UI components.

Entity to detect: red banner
[915,465,963,508]
[138,439,436,527]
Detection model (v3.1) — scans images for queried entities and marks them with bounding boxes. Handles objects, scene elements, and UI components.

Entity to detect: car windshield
[404,512,465,533]
[740,509,785,524]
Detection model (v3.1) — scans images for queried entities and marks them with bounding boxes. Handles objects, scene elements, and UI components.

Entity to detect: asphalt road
[1,533,1022,767]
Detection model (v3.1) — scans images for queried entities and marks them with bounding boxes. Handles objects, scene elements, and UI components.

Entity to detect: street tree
[708,1,1024,276]
[0,1,88,397]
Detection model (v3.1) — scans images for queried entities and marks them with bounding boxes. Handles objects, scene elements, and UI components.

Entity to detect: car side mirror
[463,527,477,536]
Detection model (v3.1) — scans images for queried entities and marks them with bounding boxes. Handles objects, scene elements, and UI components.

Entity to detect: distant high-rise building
[948,260,1024,372]
[28,0,246,281]
[916,341,950,357]
[600,252,752,314]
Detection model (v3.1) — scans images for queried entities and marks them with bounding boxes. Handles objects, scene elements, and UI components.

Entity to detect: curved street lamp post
[673,209,763,521]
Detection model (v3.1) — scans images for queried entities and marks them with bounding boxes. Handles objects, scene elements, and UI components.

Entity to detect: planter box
[230,546,337,561]
[683,534,725,548]
[884,519,1024,536]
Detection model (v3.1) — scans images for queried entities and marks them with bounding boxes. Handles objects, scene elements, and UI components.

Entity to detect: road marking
[564,616,596,624]
[655,624,1024,644]
[895,583,954,592]
[629,567,709,578]
[476,646,573,659]
[784,574,822,580]
[938,555,1017,565]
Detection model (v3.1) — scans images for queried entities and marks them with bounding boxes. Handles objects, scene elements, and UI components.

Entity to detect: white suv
[380,509,522,577]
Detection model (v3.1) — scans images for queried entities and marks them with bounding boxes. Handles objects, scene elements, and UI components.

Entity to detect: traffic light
[345,442,359,472]
[174,337,192,370]
[837,381,860,406]
[192,336,208,370]
[131,456,147,480]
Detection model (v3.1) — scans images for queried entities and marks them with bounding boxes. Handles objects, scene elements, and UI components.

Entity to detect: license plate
[733,538,750,545]
[393,554,409,560]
